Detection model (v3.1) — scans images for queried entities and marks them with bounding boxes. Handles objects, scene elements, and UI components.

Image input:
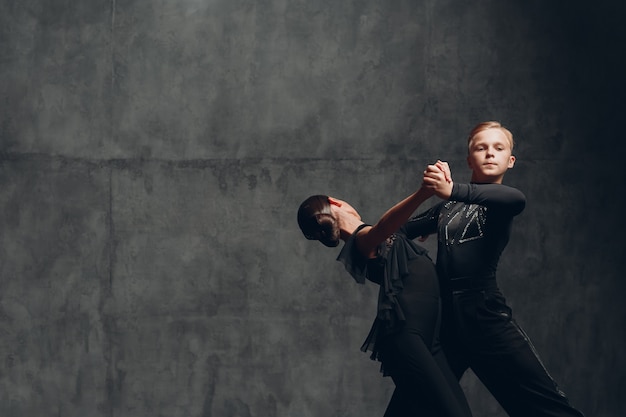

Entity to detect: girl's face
[329,198,361,221]
[467,128,516,184]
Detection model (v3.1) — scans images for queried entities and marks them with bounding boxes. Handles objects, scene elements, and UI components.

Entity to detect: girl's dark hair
[297,195,340,247]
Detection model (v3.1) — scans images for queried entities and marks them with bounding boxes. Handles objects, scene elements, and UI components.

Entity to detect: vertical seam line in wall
[108,166,114,291]
[109,0,116,295]
[110,0,116,87]
[105,164,115,417]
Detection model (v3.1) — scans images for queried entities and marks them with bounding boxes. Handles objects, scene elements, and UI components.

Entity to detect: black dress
[337,224,472,417]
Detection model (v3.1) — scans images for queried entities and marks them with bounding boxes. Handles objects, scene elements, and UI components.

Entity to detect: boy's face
[467,128,516,184]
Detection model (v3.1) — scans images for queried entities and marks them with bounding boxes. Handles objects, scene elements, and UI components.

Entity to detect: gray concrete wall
[1,1,624,416]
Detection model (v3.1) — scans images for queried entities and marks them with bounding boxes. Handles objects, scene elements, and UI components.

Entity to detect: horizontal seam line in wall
[0,153,429,165]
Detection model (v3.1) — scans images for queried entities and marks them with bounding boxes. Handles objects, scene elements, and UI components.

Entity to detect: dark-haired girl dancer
[297,185,472,417]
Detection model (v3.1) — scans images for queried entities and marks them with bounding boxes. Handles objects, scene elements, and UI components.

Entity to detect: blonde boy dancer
[405,121,584,417]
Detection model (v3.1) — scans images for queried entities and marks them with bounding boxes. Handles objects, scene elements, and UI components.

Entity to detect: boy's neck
[471,174,505,184]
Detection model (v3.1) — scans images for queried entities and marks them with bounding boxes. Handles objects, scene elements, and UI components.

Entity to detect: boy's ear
[328,197,342,207]
[508,155,516,168]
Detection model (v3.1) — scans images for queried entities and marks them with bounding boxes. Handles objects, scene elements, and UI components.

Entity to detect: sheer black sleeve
[451,183,526,216]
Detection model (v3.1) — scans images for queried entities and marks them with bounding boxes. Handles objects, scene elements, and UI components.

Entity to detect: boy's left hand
[423,160,453,199]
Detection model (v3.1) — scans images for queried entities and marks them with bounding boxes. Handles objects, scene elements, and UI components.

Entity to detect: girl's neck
[338,213,365,242]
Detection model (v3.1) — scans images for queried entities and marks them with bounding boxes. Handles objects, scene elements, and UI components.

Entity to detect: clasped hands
[422,160,453,199]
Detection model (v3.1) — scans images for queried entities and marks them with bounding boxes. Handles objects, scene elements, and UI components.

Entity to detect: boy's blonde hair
[467,121,515,152]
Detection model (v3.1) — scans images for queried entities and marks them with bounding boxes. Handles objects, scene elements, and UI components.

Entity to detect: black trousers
[380,331,473,417]
[441,288,585,417]
[378,289,473,417]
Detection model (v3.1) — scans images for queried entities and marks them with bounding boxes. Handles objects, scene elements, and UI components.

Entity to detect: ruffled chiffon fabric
[336,225,429,371]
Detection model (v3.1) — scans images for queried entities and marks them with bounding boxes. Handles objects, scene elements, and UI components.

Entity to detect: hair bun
[297,195,340,247]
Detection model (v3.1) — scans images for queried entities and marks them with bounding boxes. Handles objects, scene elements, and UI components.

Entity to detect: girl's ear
[328,196,342,207]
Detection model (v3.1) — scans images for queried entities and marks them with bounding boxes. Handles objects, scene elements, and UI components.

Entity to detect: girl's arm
[355,186,434,258]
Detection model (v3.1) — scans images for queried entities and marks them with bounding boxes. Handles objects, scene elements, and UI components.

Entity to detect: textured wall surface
[1,1,625,416]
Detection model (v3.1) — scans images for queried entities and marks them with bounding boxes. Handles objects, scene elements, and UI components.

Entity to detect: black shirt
[401,183,526,282]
